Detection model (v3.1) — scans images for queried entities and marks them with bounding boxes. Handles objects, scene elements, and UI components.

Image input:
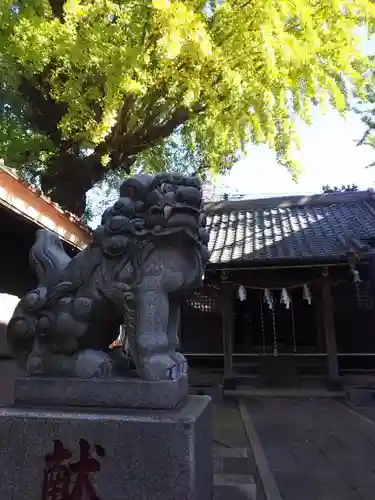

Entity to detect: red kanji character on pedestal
[41,440,72,500]
[69,439,105,500]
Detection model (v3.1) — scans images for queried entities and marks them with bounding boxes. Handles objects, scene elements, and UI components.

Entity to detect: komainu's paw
[27,355,44,375]
[170,352,188,375]
[137,353,179,381]
[25,350,113,378]
[75,349,113,378]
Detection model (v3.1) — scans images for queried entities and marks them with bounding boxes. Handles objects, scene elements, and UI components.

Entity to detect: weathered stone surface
[14,373,188,409]
[7,173,209,382]
[0,395,213,500]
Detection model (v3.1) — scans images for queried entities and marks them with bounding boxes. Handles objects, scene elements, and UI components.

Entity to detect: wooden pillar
[321,268,341,390]
[221,283,235,382]
[367,257,375,325]
[314,289,325,353]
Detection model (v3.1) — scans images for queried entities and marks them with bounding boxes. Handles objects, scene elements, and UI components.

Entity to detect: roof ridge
[205,190,374,213]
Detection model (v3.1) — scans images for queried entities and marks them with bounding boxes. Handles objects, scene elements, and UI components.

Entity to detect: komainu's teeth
[164,205,173,219]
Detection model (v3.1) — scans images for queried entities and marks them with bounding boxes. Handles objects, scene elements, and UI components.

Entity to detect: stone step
[345,385,375,407]
[214,456,253,475]
[214,474,256,500]
[213,448,252,476]
[224,388,345,398]
[213,446,248,458]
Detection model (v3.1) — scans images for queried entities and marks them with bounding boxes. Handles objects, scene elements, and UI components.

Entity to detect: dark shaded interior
[0,205,80,405]
[181,262,375,378]
[0,204,79,297]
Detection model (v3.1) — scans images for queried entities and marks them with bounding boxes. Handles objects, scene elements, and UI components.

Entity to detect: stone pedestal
[14,372,189,409]
[0,375,213,500]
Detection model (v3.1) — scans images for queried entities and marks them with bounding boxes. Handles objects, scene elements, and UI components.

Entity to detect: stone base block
[14,373,188,409]
[0,395,213,500]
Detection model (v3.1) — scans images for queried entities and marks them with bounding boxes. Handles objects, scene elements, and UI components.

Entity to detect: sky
[211,29,375,199]
[213,107,375,199]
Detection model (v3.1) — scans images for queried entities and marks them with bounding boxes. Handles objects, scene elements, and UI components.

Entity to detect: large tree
[0,0,374,216]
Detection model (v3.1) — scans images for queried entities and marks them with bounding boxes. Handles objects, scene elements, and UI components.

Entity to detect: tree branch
[48,0,65,21]
[117,107,191,157]
[358,129,370,146]
[18,75,66,143]
[141,108,191,146]
[110,95,137,146]
[131,101,204,153]
[106,105,203,172]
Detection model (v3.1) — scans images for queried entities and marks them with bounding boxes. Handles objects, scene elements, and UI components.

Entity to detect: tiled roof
[205,191,375,265]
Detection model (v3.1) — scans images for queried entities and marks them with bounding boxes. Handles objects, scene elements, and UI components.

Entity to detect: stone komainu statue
[7,173,209,381]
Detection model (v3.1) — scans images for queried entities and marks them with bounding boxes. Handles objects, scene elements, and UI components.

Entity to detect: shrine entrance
[230,284,321,386]
[234,287,319,355]
[216,267,343,389]
[183,263,375,389]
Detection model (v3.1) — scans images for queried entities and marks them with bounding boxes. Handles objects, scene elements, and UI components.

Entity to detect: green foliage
[0,104,55,181]
[322,184,359,194]
[1,0,375,184]
[356,67,375,164]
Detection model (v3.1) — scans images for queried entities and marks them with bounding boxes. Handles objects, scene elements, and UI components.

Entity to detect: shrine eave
[205,190,375,267]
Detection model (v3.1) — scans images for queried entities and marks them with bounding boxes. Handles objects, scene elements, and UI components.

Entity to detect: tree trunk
[40,150,107,217]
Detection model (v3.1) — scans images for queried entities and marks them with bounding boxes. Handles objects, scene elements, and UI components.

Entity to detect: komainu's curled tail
[30,229,72,286]
[8,230,79,374]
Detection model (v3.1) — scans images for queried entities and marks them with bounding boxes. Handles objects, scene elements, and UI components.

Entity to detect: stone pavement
[244,397,375,500]
[212,401,263,500]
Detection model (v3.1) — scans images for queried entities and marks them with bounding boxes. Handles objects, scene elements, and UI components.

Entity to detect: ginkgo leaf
[0,0,374,214]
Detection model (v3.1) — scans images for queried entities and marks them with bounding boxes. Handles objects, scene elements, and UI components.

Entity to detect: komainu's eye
[160,182,173,193]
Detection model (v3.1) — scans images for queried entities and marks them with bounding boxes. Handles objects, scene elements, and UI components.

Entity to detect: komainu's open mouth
[163,205,200,227]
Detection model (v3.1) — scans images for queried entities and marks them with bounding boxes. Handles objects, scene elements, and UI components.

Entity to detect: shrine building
[182,190,375,390]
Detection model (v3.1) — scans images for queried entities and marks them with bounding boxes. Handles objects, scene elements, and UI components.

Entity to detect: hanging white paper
[237,285,247,302]
[264,288,274,310]
[280,288,291,309]
[302,284,312,305]
[352,269,362,283]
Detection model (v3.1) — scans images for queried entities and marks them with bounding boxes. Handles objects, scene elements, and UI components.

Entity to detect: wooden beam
[206,264,350,290]
[0,166,91,249]
[321,268,341,389]
[221,283,235,379]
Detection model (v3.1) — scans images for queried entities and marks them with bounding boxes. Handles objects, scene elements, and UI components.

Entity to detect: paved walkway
[243,398,375,500]
[212,401,263,500]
